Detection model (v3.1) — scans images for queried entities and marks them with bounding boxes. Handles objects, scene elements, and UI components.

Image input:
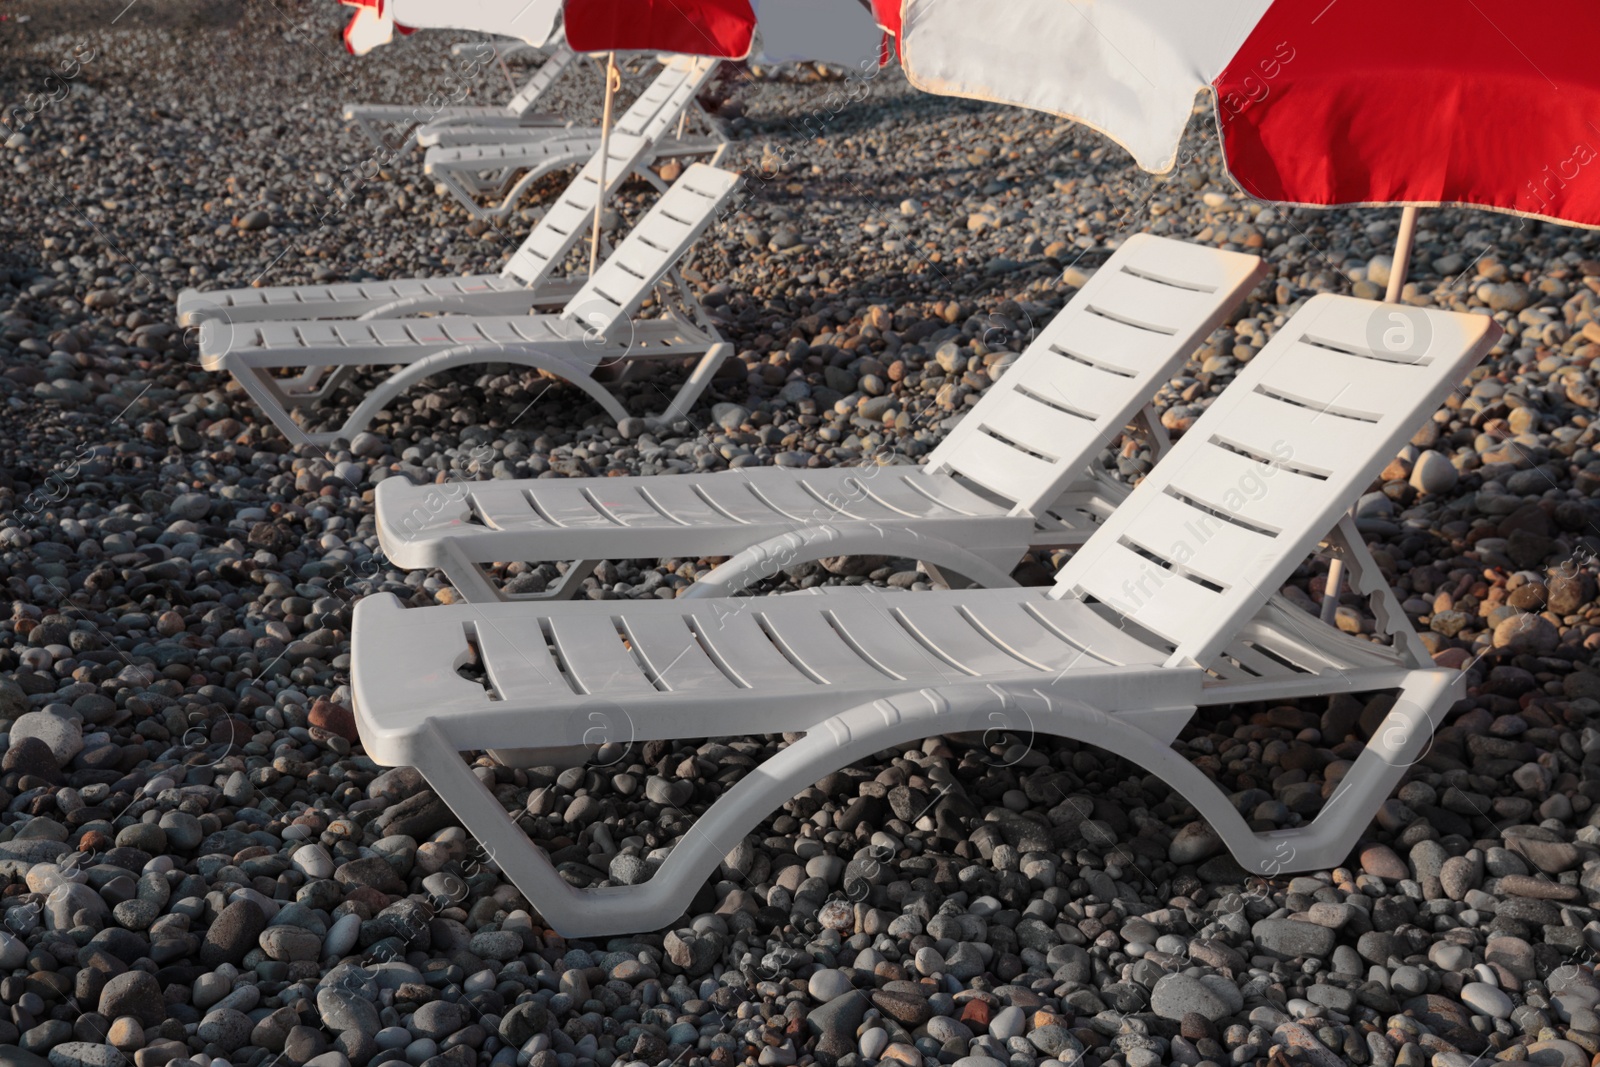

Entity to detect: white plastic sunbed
[176,109,691,329]
[343,42,580,153]
[349,293,1501,936]
[198,164,741,448]
[374,235,1268,601]
[424,56,724,220]
[413,53,714,150]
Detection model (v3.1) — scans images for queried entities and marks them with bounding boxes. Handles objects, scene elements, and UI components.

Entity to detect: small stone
[467,930,522,962]
[259,925,321,963]
[1493,613,1560,653]
[497,1002,549,1046]
[988,1006,1024,1042]
[11,712,84,764]
[1271,1023,1343,1067]
[334,856,405,894]
[1460,982,1513,1019]
[158,812,203,851]
[410,1001,468,1040]
[1479,281,1529,312]
[97,972,164,1027]
[197,1008,253,1052]
[45,1044,124,1067]
[664,928,723,977]
[1409,450,1458,494]
[309,698,358,743]
[201,900,267,967]
[45,883,108,931]
[292,843,335,880]
[1168,822,1223,864]
[2,737,61,781]
[870,991,932,1027]
[809,969,853,1002]
[1359,844,1409,881]
[317,987,381,1034]
[106,1018,143,1051]
[1251,918,1335,960]
[1151,973,1232,1022]
[1409,839,1447,899]
[1439,854,1481,900]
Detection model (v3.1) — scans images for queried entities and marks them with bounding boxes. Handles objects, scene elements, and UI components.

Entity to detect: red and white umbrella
[874,0,1600,292]
[340,0,882,67]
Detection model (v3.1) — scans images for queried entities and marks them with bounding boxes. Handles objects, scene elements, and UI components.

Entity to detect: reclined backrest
[505,42,578,115]
[925,234,1266,515]
[500,56,720,288]
[560,163,741,342]
[632,56,720,141]
[1052,293,1499,669]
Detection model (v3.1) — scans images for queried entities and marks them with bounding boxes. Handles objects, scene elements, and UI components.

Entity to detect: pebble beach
[3,4,1600,1067]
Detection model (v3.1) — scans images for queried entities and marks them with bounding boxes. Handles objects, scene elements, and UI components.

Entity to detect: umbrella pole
[1321,206,1424,626]
[590,52,620,279]
[1384,204,1419,304]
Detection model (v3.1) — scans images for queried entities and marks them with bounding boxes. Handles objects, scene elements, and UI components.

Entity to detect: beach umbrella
[874,0,1600,288]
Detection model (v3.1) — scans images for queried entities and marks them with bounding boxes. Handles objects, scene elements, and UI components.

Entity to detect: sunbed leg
[279,365,358,410]
[548,560,602,599]
[401,686,1190,935]
[395,669,1450,935]
[432,168,494,220]
[437,542,507,603]
[1129,403,1172,462]
[651,343,731,428]
[281,365,328,394]
[488,163,571,221]
[1326,515,1431,667]
[338,344,633,443]
[230,366,320,451]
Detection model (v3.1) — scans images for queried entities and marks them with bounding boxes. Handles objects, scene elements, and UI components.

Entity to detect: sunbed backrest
[1053,294,1499,668]
[506,43,577,115]
[499,56,720,288]
[925,234,1265,514]
[560,163,740,342]
[499,132,657,286]
[633,56,720,141]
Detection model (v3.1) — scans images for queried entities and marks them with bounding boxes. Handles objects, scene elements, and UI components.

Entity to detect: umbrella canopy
[339,0,562,55]
[875,0,1600,230]
[340,0,883,67]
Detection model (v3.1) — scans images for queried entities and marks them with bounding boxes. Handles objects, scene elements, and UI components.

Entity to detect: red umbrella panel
[1214,0,1600,230]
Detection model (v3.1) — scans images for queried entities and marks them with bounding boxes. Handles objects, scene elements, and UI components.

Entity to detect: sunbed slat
[473,617,567,698]
[546,616,655,694]
[755,604,903,687]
